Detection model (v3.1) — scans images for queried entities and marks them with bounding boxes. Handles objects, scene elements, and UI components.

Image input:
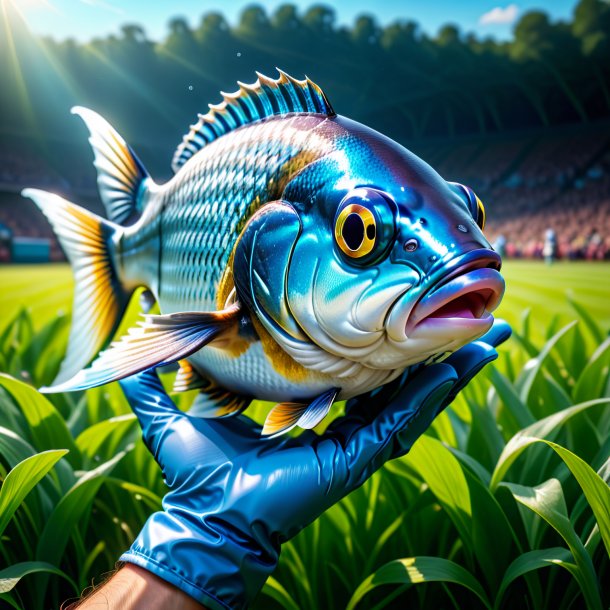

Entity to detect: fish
[22,69,505,436]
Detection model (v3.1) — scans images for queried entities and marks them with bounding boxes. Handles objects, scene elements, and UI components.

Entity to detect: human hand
[118,319,511,610]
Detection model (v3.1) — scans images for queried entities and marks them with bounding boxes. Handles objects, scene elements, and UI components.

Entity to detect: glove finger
[443,340,497,376]
[443,341,498,403]
[327,363,457,490]
[478,318,512,348]
[119,368,188,461]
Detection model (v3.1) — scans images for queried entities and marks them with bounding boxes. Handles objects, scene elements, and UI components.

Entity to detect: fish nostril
[404,238,418,252]
[457,224,468,233]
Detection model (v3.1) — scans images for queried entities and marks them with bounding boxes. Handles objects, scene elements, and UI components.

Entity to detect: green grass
[0,261,609,610]
[0,264,73,327]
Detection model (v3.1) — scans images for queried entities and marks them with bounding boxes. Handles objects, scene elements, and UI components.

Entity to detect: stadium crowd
[417,126,610,261]
[482,136,610,261]
[0,124,609,263]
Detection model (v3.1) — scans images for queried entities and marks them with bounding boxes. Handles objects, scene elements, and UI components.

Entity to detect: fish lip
[427,249,502,292]
[386,250,503,342]
[406,267,505,335]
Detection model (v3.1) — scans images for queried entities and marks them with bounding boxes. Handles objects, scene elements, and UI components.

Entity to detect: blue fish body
[23,71,504,435]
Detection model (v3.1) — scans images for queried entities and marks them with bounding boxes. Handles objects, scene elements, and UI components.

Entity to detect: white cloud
[79,0,125,16]
[479,4,519,26]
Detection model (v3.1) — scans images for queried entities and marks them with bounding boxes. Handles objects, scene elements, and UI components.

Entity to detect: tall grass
[0,296,608,609]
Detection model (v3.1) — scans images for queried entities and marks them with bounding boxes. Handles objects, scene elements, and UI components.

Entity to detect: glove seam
[121,548,233,610]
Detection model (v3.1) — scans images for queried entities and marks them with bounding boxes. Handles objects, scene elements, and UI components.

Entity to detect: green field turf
[1,261,609,344]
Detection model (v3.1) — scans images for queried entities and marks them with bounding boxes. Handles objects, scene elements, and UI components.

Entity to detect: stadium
[0,1,609,609]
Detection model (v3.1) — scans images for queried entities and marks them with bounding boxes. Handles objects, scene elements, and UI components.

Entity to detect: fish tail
[22,188,132,387]
[71,106,152,224]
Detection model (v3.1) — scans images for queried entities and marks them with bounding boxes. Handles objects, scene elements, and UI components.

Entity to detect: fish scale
[123,117,331,314]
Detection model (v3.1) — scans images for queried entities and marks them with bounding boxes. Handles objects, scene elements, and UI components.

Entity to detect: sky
[12,0,580,42]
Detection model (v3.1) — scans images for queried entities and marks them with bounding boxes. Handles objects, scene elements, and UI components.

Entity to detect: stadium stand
[413,122,610,261]
[1,122,609,262]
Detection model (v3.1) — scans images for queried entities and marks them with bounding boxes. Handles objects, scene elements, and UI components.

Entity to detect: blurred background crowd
[1,0,609,263]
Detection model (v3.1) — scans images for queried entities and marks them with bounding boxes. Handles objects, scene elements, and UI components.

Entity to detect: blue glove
[119,319,511,609]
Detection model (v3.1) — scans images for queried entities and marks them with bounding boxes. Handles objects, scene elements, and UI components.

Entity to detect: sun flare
[5,0,56,9]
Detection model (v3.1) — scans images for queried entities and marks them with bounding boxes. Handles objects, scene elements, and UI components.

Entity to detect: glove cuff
[120,510,279,609]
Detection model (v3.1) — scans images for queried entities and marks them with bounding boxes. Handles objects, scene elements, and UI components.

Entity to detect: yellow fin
[173,359,207,392]
[262,402,309,437]
[22,188,131,386]
[41,304,241,393]
[189,383,251,418]
[262,388,339,437]
[72,106,151,224]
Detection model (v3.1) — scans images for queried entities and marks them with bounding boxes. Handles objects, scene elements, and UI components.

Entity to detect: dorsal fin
[171,69,335,172]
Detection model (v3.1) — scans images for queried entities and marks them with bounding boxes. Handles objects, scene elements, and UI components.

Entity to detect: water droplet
[429,254,438,262]
[400,186,405,192]
[188,85,193,91]
[457,224,468,233]
[236,51,242,57]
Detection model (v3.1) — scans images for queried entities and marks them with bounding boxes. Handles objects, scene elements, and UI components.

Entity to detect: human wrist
[76,563,204,609]
[121,508,279,610]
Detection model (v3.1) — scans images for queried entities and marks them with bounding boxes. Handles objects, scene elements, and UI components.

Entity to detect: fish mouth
[387,251,504,341]
[406,267,504,334]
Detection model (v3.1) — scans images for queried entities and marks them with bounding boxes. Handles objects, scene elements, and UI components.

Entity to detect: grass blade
[517,321,577,407]
[35,450,126,566]
[75,414,136,466]
[404,435,473,555]
[494,547,572,610]
[260,576,301,610]
[0,375,77,461]
[573,337,610,404]
[503,479,603,610]
[0,449,68,537]
[345,556,491,610]
[567,295,604,345]
[490,399,610,490]
[538,440,610,558]
[0,561,76,594]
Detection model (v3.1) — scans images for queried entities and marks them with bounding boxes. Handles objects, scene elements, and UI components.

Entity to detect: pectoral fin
[41,304,241,393]
[262,387,339,437]
[189,385,251,418]
[173,359,207,392]
[173,360,251,417]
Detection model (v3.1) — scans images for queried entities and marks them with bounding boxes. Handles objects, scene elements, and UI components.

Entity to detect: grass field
[1,261,609,343]
[0,260,609,610]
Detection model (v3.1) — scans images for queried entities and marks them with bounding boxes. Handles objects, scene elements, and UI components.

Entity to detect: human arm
[75,564,204,609]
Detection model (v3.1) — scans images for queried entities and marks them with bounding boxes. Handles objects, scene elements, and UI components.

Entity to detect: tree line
[1,0,609,159]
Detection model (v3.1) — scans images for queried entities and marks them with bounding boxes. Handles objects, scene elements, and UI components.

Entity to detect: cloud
[79,0,125,16]
[479,4,519,26]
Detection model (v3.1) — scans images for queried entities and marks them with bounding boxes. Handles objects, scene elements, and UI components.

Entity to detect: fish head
[233,116,504,371]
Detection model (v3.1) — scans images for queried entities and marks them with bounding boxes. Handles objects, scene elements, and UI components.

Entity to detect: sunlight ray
[0,0,38,134]
[83,42,182,130]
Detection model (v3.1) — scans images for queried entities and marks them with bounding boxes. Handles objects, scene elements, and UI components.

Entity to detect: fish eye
[334,187,396,264]
[335,204,376,257]
[448,182,486,230]
[474,193,486,230]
